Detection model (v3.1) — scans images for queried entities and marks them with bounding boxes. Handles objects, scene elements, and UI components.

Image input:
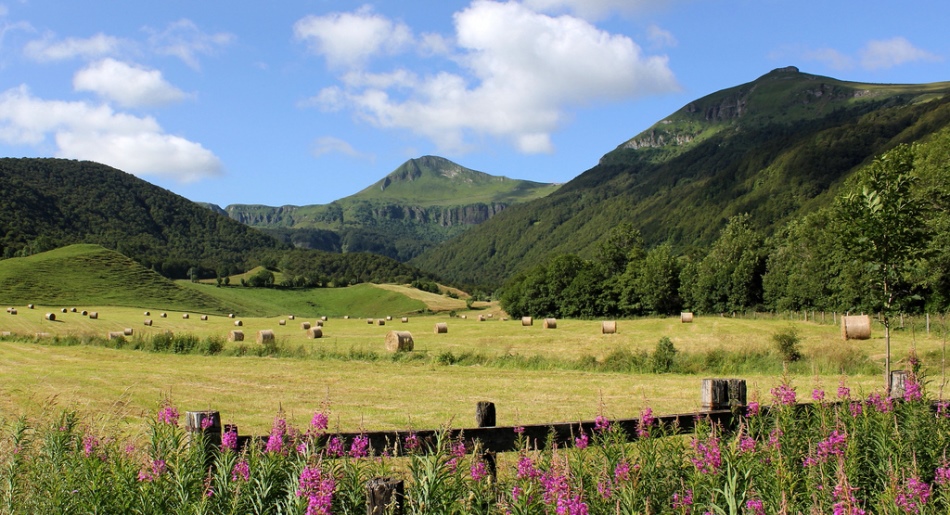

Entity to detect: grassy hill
[0,244,229,311]
[218,156,559,261]
[411,67,950,288]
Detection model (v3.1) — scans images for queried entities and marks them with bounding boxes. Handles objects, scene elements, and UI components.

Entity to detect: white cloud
[522,0,670,19]
[303,1,678,155]
[294,5,414,69]
[646,24,677,49]
[311,136,373,161]
[73,58,189,108]
[146,19,234,70]
[802,47,854,71]
[0,85,221,182]
[859,37,940,70]
[24,32,121,61]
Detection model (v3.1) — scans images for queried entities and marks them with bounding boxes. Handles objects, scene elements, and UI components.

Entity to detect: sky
[0,0,948,207]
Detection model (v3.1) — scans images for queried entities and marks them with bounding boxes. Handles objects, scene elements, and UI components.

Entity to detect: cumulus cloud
[646,24,677,49]
[859,37,940,70]
[0,85,221,182]
[294,5,414,69]
[301,1,678,154]
[146,19,234,70]
[522,0,669,19]
[24,32,121,61]
[73,58,189,108]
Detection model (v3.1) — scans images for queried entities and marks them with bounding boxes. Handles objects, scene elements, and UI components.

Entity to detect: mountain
[216,156,560,261]
[410,67,950,289]
[0,158,282,278]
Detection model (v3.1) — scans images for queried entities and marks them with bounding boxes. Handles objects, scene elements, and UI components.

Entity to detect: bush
[772,326,802,362]
[651,336,677,373]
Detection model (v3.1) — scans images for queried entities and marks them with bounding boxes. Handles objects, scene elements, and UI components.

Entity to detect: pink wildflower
[594,415,610,433]
[614,460,631,482]
[672,489,693,510]
[690,436,721,474]
[157,403,179,426]
[770,383,797,406]
[310,412,329,432]
[517,455,539,479]
[935,463,950,486]
[82,435,99,458]
[326,436,344,457]
[574,433,589,449]
[349,435,369,458]
[231,460,250,482]
[738,435,756,453]
[138,459,166,482]
[812,388,826,402]
[221,427,237,451]
[637,408,654,438]
[200,416,214,430]
[297,465,335,515]
[837,382,851,400]
[265,416,287,454]
[895,476,931,514]
[745,497,765,515]
[471,460,489,481]
[404,433,420,452]
[746,401,760,417]
[904,376,923,402]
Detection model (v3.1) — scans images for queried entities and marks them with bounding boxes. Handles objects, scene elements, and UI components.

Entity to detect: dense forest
[500,128,950,317]
[0,159,429,285]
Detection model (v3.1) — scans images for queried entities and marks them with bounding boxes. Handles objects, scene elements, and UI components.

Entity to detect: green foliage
[771,326,802,362]
[651,336,678,373]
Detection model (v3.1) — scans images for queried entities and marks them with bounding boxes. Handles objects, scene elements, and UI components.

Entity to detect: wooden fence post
[890,370,908,399]
[366,477,404,515]
[475,402,497,479]
[701,379,747,410]
[185,410,222,448]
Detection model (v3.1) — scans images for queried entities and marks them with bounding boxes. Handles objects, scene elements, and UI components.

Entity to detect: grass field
[2,305,948,435]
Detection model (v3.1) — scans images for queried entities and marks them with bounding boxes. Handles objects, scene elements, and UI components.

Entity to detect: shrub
[651,336,677,373]
[772,326,802,362]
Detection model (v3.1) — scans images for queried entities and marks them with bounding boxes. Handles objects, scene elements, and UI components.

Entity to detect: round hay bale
[0,331,10,336]
[681,312,694,323]
[478,315,485,322]
[60,308,67,313]
[377,319,386,326]
[344,315,350,320]
[461,315,467,319]
[144,319,153,326]
[385,330,414,352]
[279,319,286,326]
[257,330,275,344]
[200,315,208,321]
[9,309,16,315]
[434,322,448,334]
[308,327,323,339]
[123,328,133,336]
[488,314,494,318]
[366,318,374,325]
[108,331,125,340]
[321,316,328,321]
[28,304,34,309]
[841,315,872,340]
[521,316,533,326]
[543,318,557,329]
[45,313,56,321]
[70,307,77,313]
[182,313,189,319]
[88,312,98,319]
[301,321,311,330]
[229,330,245,342]
[602,321,617,334]
[228,313,235,318]
[160,313,167,318]
[289,315,295,320]
[234,320,243,327]
[401,317,409,323]
[315,320,324,327]
[386,316,393,321]
[81,310,88,316]
[144,311,150,316]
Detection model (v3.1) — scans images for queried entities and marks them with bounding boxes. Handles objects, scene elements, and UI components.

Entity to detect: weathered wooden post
[701,379,746,410]
[186,410,222,448]
[889,370,908,399]
[475,401,497,479]
[366,477,403,515]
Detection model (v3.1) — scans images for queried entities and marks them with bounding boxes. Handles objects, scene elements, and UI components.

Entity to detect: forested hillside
[217,156,559,261]
[412,67,950,290]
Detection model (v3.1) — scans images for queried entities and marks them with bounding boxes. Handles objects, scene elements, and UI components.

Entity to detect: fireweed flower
[594,415,610,433]
[637,408,655,438]
[895,476,931,514]
[82,435,99,458]
[805,430,847,467]
[349,435,369,458]
[935,463,950,486]
[746,401,760,417]
[849,402,863,418]
[937,401,950,418]
[265,417,287,454]
[614,460,632,482]
[837,382,851,400]
[231,460,250,482]
[690,436,721,474]
[310,412,329,432]
[867,392,893,413]
[326,436,344,457]
[767,427,783,450]
[404,433,420,452]
[446,440,466,471]
[471,460,489,481]
[221,427,238,451]
[832,481,866,515]
[738,435,756,453]
[574,433,589,449]
[904,376,923,402]
[138,459,167,482]
[813,388,826,402]
[771,383,797,406]
[517,455,539,479]
[157,403,179,426]
[745,497,765,515]
[297,465,335,515]
[672,489,693,510]
[200,417,214,430]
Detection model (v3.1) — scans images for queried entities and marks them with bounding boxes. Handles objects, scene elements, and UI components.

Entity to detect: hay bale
[289,315,295,320]
[229,330,244,342]
[108,331,125,340]
[60,308,67,313]
[45,313,56,321]
[81,310,88,316]
[321,316,328,321]
[9,309,16,315]
[228,313,235,318]
[681,312,694,323]
[123,328,133,336]
[401,317,409,323]
[377,319,386,326]
[160,313,167,318]
[521,316,533,326]
[488,314,494,318]
[200,315,208,321]
[88,312,98,319]
[386,316,393,321]
[460,315,467,319]
[257,330,275,344]
[434,322,448,334]
[70,307,77,313]
[301,322,311,330]
[385,330,414,352]
[478,315,485,322]
[279,319,286,326]
[307,327,323,339]
[366,318,374,325]
[501,317,508,321]
[0,331,10,336]
[234,320,243,327]
[315,320,324,327]
[27,304,34,309]
[144,319,153,326]
[543,318,557,329]
[344,315,350,320]
[602,321,617,334]
[35,332,51,338]
[144,311,150,316]
[182,313,189,319]
[841,315,872,340]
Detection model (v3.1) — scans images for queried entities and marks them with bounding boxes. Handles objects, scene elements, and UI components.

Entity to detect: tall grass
[3,373,950,513]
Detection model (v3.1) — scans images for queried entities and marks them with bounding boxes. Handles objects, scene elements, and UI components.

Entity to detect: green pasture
[2,305,948,435]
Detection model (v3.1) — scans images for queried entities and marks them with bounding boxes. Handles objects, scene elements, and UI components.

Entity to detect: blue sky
[0,1,947,206]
